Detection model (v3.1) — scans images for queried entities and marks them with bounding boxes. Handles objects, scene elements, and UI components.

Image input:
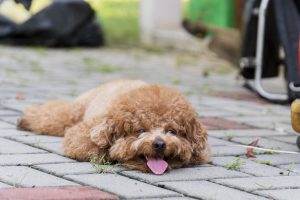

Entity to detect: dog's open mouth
[145,156,168,175]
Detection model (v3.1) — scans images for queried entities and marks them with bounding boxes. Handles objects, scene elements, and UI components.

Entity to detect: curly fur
[18,80,210,172]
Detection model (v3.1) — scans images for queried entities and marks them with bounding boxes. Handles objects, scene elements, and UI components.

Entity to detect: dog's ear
[90,121,112,148]
[89,115,132,149]
[187,118,210,164]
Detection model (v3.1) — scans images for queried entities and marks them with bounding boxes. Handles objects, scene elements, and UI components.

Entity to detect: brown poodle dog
[17,80,210,174]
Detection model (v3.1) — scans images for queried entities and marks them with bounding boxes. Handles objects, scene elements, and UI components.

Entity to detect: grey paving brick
[208,137,237,146]
[35,142,64,155]
[66,173,178,199]
[215,104,265,116]
[211,156,298,177]
[199,110,237,117]
[160,181,268,200]
[256,189,300,200]
[144,197,195,200]
[35,162,124,176]
[213,176,300,192]
[211,146,246,156]
[0,121,15,129]
[0,109,21,116]
[0,116,19,124]
[0,153,73,166]
[226,116,290,124]
[0,182,12,188]
[0,138,45,154]
[0,166,78,187]
[279,164,300,174]
[9,135,63,143]
[252,154,300,165]
[231,136,299,152]
[268,135,298,144]
[121,166,249,183]
[241,121,286,129]
[0,129,34,137]
[208,129,289,138]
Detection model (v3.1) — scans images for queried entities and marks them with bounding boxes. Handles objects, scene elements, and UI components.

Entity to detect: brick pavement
[0,45,299,199]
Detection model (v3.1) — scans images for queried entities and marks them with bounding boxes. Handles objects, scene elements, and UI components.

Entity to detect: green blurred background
[87,0,237,47]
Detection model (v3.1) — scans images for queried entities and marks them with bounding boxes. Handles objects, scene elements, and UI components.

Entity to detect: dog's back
[77,80,148,121]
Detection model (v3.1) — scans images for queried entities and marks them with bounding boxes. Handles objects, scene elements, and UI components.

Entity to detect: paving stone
[279,164,300,174]
[35,162,124,176]
[198,109,237,117]
[214,104,265,116]
[0,182,12,189]
[201,117,253,130]
[268,135,298,144]
[9,135,63,143]
[0,153,73,166]
[209,129,290,139]
[34,142,64,155]
[216,91,270,105]
[0,116,19,124]
[0,121,15,129]
[211,146,246,156]
[160,181,268,200]
[240,121,287,129]
[225,116,290,124]
[0,109,21,116]
[0,138,45,154]
[121,166,249,183]
[0,186,119,200]
[231,136,299,152]
[0,166,78,187]
[213,176,300,192]
[144,197,195,200]
[0,129,34,137]
[251,154,300,165]
[256,189,300,200]
[66,174,178,199]
[211,156,298,177]
[208,137,237,146]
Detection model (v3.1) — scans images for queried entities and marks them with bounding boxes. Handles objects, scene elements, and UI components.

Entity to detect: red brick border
[0,186,118,200]
[201,117,254,130]
[216,91,270,104]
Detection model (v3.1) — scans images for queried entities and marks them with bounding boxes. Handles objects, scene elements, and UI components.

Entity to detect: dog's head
[90,85,209,174]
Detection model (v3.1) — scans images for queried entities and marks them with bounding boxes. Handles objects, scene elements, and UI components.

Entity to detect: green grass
[287,161,296,176]
[82,56,123,74]
[225,158,245,170]
[89,155,119,174]
[31,62,44,74]
[255,183,273,190]
[87,0,190,47]
[87,0,139,46]
[224,132,236,142]
[183,90,193,96]
[171,78,181,85]
[256,161,272,166]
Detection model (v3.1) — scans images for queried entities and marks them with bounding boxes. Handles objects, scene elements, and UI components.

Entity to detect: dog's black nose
[153,139,166,151]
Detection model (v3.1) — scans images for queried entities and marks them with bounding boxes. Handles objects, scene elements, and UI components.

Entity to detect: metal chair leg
[254,0,288,101]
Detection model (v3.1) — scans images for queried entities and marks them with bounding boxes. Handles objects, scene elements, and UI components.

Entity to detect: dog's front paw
[17,117,31,131]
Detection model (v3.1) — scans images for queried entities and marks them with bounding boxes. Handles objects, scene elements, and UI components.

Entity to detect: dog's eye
[166,129,176,135]
[136,129,147,135]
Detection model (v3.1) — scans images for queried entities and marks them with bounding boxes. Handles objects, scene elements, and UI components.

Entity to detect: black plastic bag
[0,0,104,47]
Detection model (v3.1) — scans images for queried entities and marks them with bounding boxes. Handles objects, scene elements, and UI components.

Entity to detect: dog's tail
[17,100,84,137]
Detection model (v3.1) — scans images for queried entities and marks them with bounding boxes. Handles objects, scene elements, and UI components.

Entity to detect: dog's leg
[17,100,84,136]
[63,122,107,162]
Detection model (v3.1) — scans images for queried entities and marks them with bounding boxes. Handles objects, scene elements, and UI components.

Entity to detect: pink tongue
[147,158,168,175]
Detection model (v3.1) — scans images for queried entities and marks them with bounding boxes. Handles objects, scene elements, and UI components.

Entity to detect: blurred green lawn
[87,0,190,47]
